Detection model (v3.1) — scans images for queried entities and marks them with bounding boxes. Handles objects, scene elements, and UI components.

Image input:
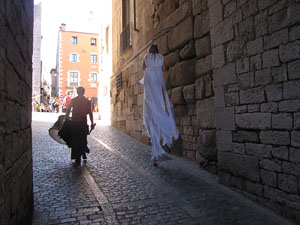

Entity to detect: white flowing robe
[140,53,178,160]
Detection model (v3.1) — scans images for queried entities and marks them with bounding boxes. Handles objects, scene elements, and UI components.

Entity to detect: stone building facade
[0,0,34,224]
[112,0,300,223]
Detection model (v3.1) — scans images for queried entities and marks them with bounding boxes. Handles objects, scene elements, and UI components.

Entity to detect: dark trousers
[71,122,89,160]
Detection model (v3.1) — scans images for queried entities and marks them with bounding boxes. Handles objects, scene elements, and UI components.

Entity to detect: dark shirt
[71,96,91,123]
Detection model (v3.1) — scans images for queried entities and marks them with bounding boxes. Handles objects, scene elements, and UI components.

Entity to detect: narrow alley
[31,113,295,225]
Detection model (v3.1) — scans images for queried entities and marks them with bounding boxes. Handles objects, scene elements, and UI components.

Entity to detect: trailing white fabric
[140,53,179,160]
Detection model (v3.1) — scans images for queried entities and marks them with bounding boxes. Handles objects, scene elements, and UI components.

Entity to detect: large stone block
[238,72,254,90]
[240,87,265,104]
[216,130,232,151]
[156,33,169,55]
[211,17,234,48]
[169,59,196,87]
[265,84,282,102]
[291,131,300,147]
[260,169,277,187]
[216,107,235,130]
[225,92,239,106]
[290,24,300,41]
[278,174,298,194]
[295,113,300,129]
[209,0,223,27]
[192,0,208,15]
[212,45,225,69]
[279,41,300,63]
[283,80,300,100]
[236,57,250,75]
[247,37,263,56]
[255,68,272,86]
[288,59,300,80]
[195,77,205,99]
[183,84,195,103]
[195,36,211,59]
[196,55,212,77]
[194,10,210,39]
[157,0,177,22]
[272,146,289,160]
[282,161,300,177]
[272,114,293,130]
[233,130,259,143]
[171,86,185,105]
[219,152,260,182]
[290,147,300,163]
[196,98,216,129]
[264,29,288,50]
[262,49,280,68]
[279,100,300,112]
[180,40,196,60]
[236,113,271,130]
[213,63,236,87]
[260,159,282,172]
[168,16,194,51]
[260,131,290,145]
[197,130,217,160]
[164,50,180,69]
[245,143,272,159]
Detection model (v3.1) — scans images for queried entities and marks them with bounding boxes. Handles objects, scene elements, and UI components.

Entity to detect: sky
[34,0,103,82]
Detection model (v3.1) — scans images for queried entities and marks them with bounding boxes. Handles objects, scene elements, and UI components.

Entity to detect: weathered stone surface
[283,81,300,100]
[195,77,205,99]
[288,59,300,80]
[295,113,300,129]
[248,104,260,113]
[279,40,300,63]
[236,57,250,75]
[224,0,236,18]
[213,63,236,87]
[291,131,300,147]
[255,68,272,86]
[272,114,293,130]
[245,143,271,159]
[168,16,194,51]
[247,37,263,56]
[156,33,169,55]
[211,17,234,48]
[171,86,185,104]
[180,40,196,59]
[196,55,212,77]
[209,0,223,27]
[169,59,196,87]
[232,143,245,154]
[157,0,177,22]
[278,174,298,194]
[225,92,239,106]
[272,146,289,160]
[261,102,278,113]
[183,84,195,103]
[215,86,225,107]
[236,113,271,130]
[279,100,300,112]
[272,65,287,83]
[219,152,260,182]
[250,55,262,71]
[195,36,211,59]
[217,130,232,151]
[212,45,225,69]
[260,131,290,145]
[198,130,217,160]
[282,161,300,177]
[265,84,283,102]
[192,0,208,15]
[240,87,265,104]
[233,130,259,143]
[173,105,188,116]
[260,169,277,187]
[196,98,216,129]
[264,29,288,50]
[164,50,180,69]
[194,10,210,39]
[238,72,254,90]
[262,49,280,68]
[216,107,235,130]
[290,147,300,163]
[290,24,300,41]
[204,74,213,97]
[260,159,282,172]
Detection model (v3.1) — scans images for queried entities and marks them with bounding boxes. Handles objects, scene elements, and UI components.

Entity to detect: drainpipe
[134,0,139,32]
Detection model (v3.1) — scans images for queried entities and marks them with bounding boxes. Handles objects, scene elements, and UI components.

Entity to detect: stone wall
[111,0,217,171]
[112,0,300,222]
[209,0,300,222]
[0,0,34,224]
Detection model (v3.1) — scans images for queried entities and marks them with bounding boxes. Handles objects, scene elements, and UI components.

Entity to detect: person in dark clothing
[66,86,95,164]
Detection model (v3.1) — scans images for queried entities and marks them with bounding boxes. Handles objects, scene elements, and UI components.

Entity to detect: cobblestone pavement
[32,113,296,225]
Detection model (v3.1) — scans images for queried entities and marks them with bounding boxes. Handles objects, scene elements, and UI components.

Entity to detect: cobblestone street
[31,113,295,225]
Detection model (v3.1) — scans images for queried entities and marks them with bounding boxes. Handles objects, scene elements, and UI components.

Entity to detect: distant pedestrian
[140,44,178,167]
[65,86,95,164]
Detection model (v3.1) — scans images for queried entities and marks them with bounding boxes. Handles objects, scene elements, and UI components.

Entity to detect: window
[71,37,77,45]
[90,73,98,82]
[70,54,78,62]
[120,0,131,54]
[91,38,97,46]
[91,54,97,63]
[68,72,79,87]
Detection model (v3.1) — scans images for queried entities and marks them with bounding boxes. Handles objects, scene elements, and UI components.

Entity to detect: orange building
[57,24,99,105]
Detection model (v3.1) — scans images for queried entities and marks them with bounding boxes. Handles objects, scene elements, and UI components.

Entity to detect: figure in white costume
[140,45,178,166]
